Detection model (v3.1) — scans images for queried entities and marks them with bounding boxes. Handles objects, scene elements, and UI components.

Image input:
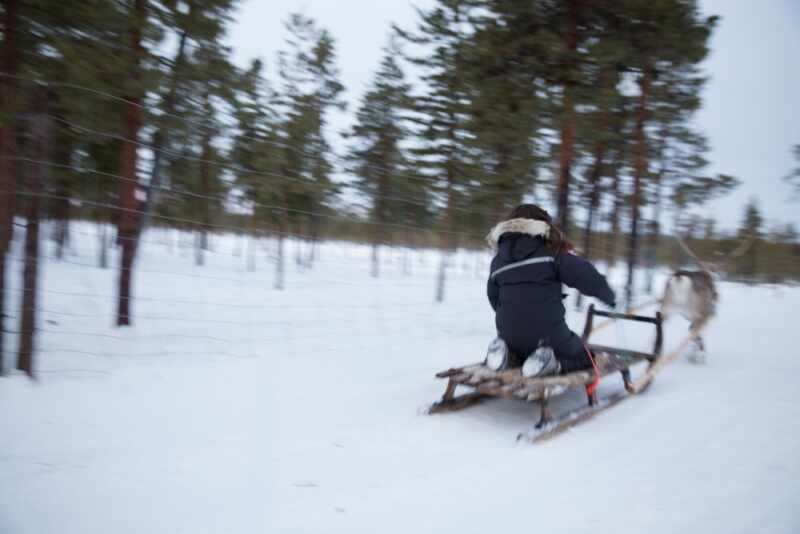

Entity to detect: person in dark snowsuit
[486,204,616,373]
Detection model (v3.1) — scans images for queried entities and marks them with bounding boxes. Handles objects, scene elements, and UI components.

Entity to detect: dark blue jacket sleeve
[556,252,616,307]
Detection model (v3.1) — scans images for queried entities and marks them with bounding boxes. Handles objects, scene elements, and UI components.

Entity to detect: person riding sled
[485,204,616,377]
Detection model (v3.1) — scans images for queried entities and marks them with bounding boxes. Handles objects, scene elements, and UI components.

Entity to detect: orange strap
[583,343,601,397]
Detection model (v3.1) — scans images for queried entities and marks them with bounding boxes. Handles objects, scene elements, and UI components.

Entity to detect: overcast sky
[230,0,800,233]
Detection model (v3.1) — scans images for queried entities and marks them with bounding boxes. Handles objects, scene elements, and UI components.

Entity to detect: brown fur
[661,270,718,326]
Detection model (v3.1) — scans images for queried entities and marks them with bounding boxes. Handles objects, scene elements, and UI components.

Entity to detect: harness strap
[490,256,554,279]
[583,343,601,397]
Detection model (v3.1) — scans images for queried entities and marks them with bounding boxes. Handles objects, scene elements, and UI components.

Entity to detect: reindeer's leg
[687,321,707,364]
[696,335,706,352]
[693,335,707,364]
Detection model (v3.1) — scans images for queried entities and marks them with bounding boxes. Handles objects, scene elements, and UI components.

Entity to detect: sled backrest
[581,304,664,357]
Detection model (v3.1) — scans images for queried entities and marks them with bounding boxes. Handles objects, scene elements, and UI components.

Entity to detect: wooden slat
[434,344,651,402]
[587,344,654,361]
[428,392,489,414]
[476,382,517,399]
[435,363,485,379]
[629,319,709,393]
[435,367,465,379]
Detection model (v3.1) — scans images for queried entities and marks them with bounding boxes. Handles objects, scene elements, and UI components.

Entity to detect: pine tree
[276,14,345,268]
[0,0,21,374]
[159,37,237,266]
[141,0,240,235]
[17,87,51,377]
[397,0,477,302]
[230,58,280,276]
[344,36,418,277]
[785,144,800,196]
[614,0,718,305]
[461,1,544,227]
[36,0,154,260]
[643,56,711,280]
[569,6,631,271]
[115,0,152,326]
[736,198,763,277]
[553,0,581,233]
[0,0,138,364]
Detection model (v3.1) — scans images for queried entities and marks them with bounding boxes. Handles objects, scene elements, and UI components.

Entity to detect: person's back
[486,205,616,374]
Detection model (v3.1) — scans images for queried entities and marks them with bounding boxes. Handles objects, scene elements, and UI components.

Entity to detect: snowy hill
[1,225,798,533]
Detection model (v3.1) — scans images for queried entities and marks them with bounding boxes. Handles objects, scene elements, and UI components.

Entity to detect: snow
[1,222,799,534]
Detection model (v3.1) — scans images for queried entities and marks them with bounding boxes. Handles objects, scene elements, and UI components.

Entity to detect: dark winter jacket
[486,218,615,370]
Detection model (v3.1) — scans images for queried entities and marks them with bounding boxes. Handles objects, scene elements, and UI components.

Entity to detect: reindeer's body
[658,230,750,363]
[660,269,718,362]
[661,270,717,323]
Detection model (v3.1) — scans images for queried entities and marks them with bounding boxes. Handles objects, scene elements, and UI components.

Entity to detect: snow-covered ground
[1,223,798,534]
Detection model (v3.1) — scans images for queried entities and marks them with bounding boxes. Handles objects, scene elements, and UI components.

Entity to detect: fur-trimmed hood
[486,218,550,251]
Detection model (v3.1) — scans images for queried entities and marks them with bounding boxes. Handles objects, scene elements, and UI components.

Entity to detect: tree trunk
[436,101,460,304]
[645,169,664,294]
[436,174,455,303]
[274,199,287,290]
[197,102,212,267]
[306,213,319,268]
[0,0,20,375]
[138,8,191,235]
[625,68,652,307]
[0,0,19,252]
[18,99,51,377]
[99,222,108,268]
[294,218,303,269]
[274,234,284,289]
[116,0,146,327]
[194,229,204,266]
[575,158,603,309]
[606,159,622,267]
[370,242,379,278]
[18,195,41,378]
[403,228,412,276]
[53,179,70,259]
[556,0,579,232]
[246,214,256,272]
[51,115,74,260]
[0,250,6,375]
[372,160,391,278]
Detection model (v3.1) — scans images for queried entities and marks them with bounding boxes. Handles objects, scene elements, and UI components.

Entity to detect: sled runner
[429,304,665,442]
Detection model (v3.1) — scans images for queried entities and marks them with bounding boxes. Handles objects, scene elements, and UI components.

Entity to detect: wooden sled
[429,304,664,442]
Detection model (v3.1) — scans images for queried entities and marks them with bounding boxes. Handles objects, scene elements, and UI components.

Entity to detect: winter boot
[485,337,520,371]
[522,342,561,378]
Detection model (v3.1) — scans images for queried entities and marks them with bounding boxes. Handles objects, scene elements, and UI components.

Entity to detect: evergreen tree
[344,36,421,277]
[162,41,236,266]
[140,0,240,235]
[614,0,717,305]
[785,144,800,196]
[229,58,281,276]
[0,0,141,365]
[0,0,21,374]
[276,13,345,267]
[550,0,582,233]
[116,0,150,326]
[396,0,477,302]
[461,1,544,227]
[736,198,763,277]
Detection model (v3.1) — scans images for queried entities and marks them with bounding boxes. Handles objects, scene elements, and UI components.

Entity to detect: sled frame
[429,304,664,436]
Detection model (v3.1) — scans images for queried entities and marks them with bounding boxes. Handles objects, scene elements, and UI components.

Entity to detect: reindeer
[660,233,752,363]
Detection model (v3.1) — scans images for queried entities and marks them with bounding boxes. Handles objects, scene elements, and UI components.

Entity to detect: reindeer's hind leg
[687,321,708,365]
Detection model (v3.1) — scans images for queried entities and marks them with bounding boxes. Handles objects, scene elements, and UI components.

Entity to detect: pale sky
[230,0,800,233]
